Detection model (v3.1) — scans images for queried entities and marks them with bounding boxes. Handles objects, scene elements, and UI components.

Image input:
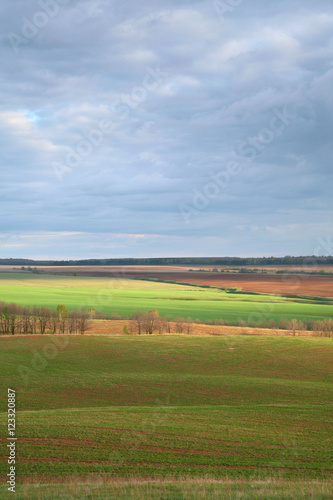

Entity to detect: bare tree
[144,310,160,335]
[185,318,194,335]
[77,310,90,335]
[166,320,172,334]
[7,304,19,336]
[312,320,323,337]
[279,317,289,330]
[68,311,78,334]
[289,318,299,336]
[156,316,168,335]
[0,304,10,334]
[163,315,173,333]
[130,310,146,335]
[37,307,51,334]
[21,306,32,335]
[323,318,333,338]
[175,317,185,334]
[298,320,306,333]
[50,311,59,334]
[31,307,39,334]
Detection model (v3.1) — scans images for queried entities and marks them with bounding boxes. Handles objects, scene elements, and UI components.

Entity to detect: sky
[0,0,332,259]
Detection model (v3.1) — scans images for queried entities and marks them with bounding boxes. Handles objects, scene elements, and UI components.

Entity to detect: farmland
[3,264,332,298]
[0,269,332,498]
[0,335,332,498]
[0,272,332,325]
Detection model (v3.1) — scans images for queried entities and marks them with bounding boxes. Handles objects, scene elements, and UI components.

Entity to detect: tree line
[0,302,332,337]
[1,256,333,266]
[127,310,333,337]
[0,302,90,335]
[128,310,194,335]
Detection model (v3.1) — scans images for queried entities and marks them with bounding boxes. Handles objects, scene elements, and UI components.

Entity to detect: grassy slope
[7,480,333,500]
[0,335,332,485]
[0,273,332,323]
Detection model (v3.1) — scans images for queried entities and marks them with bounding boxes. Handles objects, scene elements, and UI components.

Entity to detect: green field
[1,274,332,497]
[0,335,332,494]
[0,273,332,324]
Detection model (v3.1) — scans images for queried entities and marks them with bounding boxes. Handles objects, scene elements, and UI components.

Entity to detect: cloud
[0,0,332,258]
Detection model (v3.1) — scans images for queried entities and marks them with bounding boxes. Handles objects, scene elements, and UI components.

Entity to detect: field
[86,319,316,337]
[0,335,332,498]
[1,269,332,498]
[3,264,332,298]
[0,272,333,325]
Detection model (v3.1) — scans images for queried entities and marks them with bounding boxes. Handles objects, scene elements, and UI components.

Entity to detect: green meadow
[0,272,332,324]
[1,274,332,497]
[0,335,332,489]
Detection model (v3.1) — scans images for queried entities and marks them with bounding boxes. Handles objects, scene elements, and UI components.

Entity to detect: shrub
[123,325,130,335]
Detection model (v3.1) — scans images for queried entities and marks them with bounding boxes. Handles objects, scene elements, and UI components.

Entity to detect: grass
[1,335,332,409]
[0,335,332,489]
[0,273,332,323]
[1,273,332,497]
[3,479,333,499]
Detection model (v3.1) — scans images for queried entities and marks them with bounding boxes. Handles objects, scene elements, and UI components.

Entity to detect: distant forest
[1,256,332,266]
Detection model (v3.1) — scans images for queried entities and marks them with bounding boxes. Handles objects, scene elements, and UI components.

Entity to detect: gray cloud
[0,0,332,258]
